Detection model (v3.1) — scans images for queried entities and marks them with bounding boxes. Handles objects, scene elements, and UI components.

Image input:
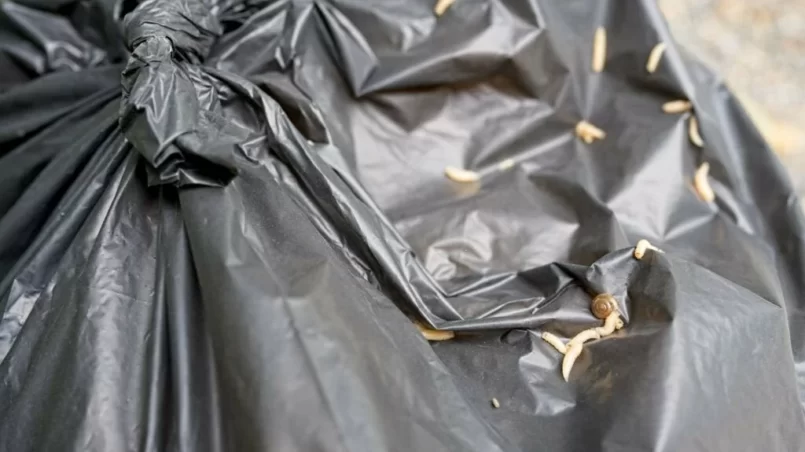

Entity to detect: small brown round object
[591,294,618,320]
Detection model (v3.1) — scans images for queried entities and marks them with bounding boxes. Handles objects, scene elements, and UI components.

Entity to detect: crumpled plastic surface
[2,0,805,450]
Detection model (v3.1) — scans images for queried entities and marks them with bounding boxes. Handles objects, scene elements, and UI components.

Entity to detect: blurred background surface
[661,0,805,203]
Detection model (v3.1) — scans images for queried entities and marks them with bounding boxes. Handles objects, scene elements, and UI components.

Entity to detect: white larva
[588,124,606,140]
[595,312,623,336]
[498,158,515,171]
[646,42,666,73]
[414,322,455,341]
[551,310,628,382]
[592,27,607,73]
[491,398,500,409]
[633,239,663,260]
[662,100,692,114]
[689,115,704,147]
[562,343,583,381]
[567,328,601,347]
[694,162,715,203]
[434,0,455,16]
[575,120,606,142]
[444,166,480,183]
[541,332,568,354]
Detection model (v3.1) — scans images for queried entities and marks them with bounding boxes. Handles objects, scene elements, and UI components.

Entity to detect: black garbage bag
[2,0,805,450]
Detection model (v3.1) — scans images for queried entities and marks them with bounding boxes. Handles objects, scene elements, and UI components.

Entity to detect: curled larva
[592,27,607,73]
[444,166,480,183]
[541,332,568,354]
[595,312,623,336]
[415,322,455,341]
[646,42,666,73]
[562,343,583,381]
[633,239,663,260]
[434,0,455,16]
[689,115,704,147]
[575,120,606,142]
[694,162,715,202]
[662,100,692,114]
[568,328,601,347]
[498,158,515,171]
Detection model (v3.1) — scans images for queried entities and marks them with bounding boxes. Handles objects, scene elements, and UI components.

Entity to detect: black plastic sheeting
[2,0,805,450]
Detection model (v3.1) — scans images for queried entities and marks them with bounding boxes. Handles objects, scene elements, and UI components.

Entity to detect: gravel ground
[660,0,805,201]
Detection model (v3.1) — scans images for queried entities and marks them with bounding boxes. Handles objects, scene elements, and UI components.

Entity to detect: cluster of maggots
[661,99,713,202]
[541,293,624,381]
[430,12,718,381]
[414,239,664,383]
[540,240,663,381]
[441,27,716,204]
